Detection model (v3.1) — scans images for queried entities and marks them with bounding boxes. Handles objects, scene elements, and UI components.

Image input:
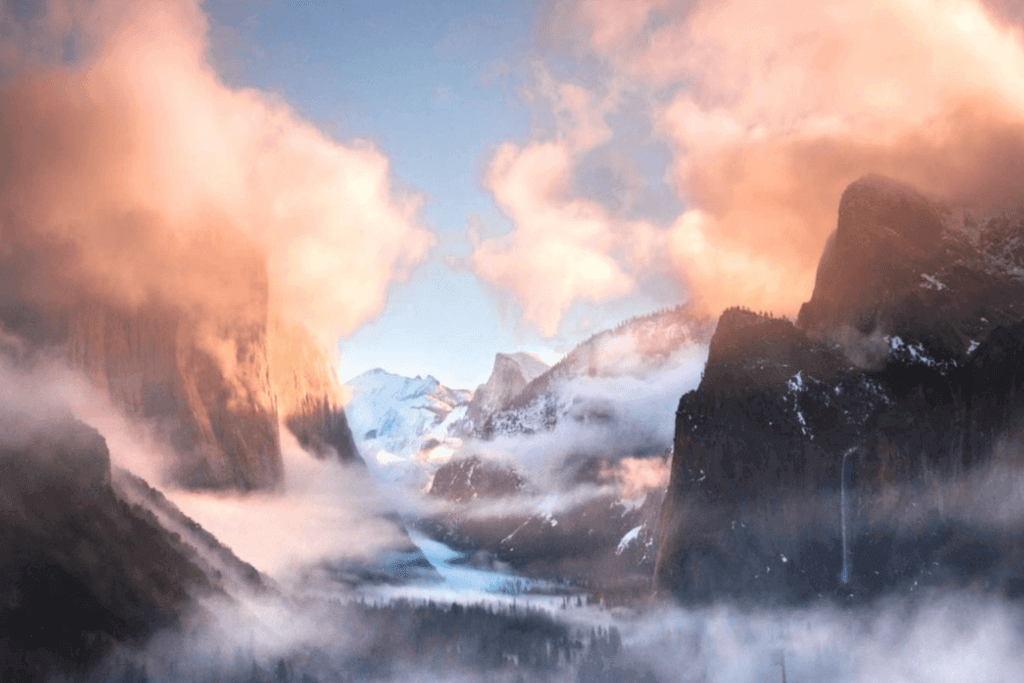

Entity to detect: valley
[4,0,1024,679]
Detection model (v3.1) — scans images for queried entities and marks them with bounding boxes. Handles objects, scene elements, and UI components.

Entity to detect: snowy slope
[474,306,712,440]
[344,369,472,478]
[460,352,549,434]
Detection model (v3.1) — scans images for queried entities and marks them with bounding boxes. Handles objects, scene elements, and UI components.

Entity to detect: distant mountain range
[344,369,474,480]
[345,306,711,592]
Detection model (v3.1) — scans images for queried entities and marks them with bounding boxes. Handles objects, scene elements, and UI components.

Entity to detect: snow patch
[616,525,643,555]
[920,273,946,291]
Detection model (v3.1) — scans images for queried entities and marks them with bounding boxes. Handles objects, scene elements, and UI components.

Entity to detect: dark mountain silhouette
[0,411,265,682]
[655,175,1024,604]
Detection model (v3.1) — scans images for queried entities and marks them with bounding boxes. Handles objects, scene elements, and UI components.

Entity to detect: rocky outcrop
[68,302,283,490]
[655,176,1024,604]
[799,175,1024,358]
[420,487,665,590]
[462,353,548,433]
[0,262,362,490]
[428,455,524,503]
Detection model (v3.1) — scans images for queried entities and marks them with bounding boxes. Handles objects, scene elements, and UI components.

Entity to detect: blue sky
[204,0,681,389]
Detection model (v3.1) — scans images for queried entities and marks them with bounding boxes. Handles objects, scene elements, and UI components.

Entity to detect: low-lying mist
[166,431,407,582]
[100,581,1024,683]
[6,322,1023,683]
[449,344,707,507]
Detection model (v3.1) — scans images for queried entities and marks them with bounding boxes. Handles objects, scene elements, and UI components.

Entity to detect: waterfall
[840,446,856,584]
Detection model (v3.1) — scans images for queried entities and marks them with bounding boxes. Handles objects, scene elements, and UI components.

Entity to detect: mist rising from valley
[5,0,1024,681]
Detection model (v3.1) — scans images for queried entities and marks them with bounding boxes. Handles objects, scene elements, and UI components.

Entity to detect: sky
[197,0,1024,391]
[4,0,1023,391]
[202,0,686,389]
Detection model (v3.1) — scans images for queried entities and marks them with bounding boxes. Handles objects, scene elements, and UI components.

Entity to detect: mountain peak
[799,175,1024,356]
[462,352,551,429]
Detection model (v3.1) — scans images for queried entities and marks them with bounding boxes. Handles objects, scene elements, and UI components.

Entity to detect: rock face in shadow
[799,175,1024,356]
[0,413,260,682]
[428,455,524,503]
[655,176,1024,604]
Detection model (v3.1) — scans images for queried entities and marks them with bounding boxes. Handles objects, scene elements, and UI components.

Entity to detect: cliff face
[799,175,1024,354]
[68,302,283,490]
[462,352,549,433]
[269,319,360,463]
[428,455,524,503]
[1,255,361,491]
[655,177,1024,604]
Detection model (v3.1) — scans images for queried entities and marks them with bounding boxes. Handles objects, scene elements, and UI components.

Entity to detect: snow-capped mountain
[344,369,472,476]
[458,352,549,435]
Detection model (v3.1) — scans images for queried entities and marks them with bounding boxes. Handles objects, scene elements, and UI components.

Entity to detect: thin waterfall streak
[841,446,855,584]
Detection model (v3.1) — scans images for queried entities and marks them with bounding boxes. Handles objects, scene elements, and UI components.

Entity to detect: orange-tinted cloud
[471,75,664,335]
[472,139,641,335]
[602,455,671,499]
[0,0,432,344]
[523,0,1024,318]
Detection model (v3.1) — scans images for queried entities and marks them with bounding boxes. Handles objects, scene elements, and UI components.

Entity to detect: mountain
[654,176,1024,605]
[419,476,665,594]
[407,311,709,591]
[420,451,669,594]
[0,252,360,492]
[472,305,713,440]
[344,369,472,470]
[460,353,549,433]
[428,455,524,502]
[0,410,265,682]
[799,175,1024,350]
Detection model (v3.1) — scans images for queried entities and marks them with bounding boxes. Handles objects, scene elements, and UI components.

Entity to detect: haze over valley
[5,1,1024,682]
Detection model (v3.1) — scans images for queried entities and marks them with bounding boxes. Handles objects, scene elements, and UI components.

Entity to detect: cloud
[500,0,1024,320]
[470,68,678,336]
[603,455,671,499]
[471,139,641,335]
[0,0,432,344]
[167,430,406,579]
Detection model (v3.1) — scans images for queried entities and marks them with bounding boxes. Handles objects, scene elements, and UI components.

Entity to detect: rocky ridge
[474,305,712,440]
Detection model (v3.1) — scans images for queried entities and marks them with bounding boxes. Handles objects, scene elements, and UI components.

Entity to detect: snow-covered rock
[472,306,713,440]
[344,369,471,476]
[459,353,549,435]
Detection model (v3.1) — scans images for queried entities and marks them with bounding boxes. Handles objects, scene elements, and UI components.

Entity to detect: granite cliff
[0,249,360,491]
[655,176,1024,604]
